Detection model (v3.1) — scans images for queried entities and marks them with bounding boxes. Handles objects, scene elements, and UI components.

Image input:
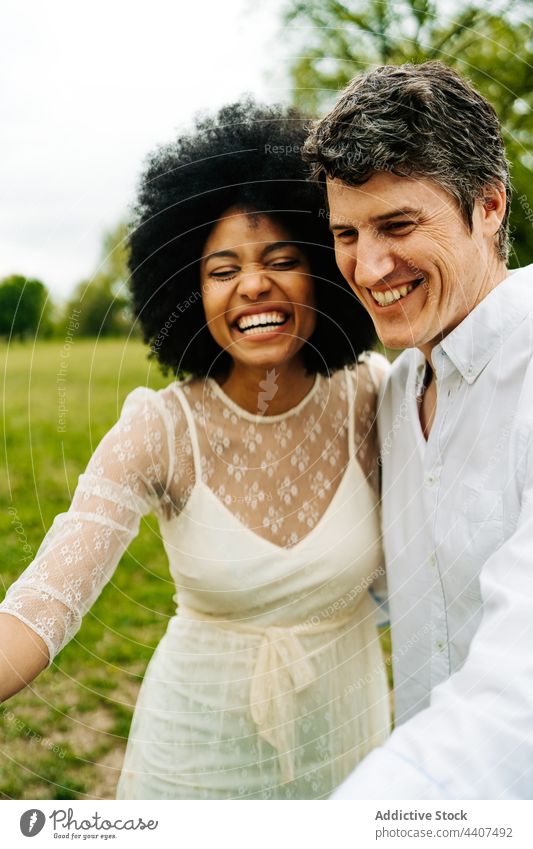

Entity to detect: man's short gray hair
[304,62,511,261]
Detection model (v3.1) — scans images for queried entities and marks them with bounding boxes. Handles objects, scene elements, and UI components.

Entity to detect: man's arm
[332,442,533,799]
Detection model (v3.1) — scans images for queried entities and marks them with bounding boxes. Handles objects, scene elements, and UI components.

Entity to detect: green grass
[0,339,393,799]
[0,339,174,799]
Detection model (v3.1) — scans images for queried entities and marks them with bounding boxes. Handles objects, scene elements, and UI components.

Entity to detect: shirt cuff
[331,747,452,800]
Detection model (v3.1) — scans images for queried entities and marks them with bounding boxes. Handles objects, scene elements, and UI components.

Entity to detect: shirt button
[429,554,437,568]
[435,640,445,652]
[425,473,436,487]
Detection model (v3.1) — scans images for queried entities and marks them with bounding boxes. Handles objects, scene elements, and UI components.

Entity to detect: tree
[59,221,138,338]
[0,275,54,340]
[283,0,533,265]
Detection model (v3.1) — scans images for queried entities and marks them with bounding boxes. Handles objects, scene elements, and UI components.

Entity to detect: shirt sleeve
[331,425,533,800]
[0,386,177,669]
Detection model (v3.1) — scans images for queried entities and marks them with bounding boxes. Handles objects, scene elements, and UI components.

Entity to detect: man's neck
[418,262,508,363]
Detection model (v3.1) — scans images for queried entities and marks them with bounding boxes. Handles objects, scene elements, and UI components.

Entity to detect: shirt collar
[432,265,533,384]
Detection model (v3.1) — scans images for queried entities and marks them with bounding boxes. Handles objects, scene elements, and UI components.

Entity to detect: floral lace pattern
[172,353,385,548]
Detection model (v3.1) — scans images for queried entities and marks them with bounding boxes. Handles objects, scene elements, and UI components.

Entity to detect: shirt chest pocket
[459,482,505,562]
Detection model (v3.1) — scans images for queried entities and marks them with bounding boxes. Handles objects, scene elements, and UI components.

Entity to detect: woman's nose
[237,266,272,298]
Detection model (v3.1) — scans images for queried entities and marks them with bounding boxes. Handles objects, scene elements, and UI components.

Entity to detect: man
[304,61,533,798]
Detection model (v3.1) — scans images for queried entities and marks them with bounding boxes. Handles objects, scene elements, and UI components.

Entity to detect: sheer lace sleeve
[0,386,179,669]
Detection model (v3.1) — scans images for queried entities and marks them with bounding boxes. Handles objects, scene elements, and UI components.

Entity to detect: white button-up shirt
[333,264,533,799]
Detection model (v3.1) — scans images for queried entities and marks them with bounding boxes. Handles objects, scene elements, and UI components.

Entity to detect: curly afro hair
[127,98,376,379]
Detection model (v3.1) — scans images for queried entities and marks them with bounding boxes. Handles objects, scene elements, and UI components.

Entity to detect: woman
[0,100,390,799]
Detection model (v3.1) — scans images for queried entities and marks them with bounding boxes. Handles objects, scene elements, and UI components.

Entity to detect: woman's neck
[215,358,316,416]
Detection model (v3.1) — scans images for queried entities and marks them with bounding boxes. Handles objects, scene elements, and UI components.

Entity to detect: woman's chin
[230,344,298,372]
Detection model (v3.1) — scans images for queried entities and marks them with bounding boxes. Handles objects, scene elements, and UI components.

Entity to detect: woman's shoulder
[120,377,204,437]
[342,350,392,396]
[160,374,208,413]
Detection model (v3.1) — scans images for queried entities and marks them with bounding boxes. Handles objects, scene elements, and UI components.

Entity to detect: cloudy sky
[1,0,290,303]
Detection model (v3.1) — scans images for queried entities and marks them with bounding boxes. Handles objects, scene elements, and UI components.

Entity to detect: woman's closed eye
[268,257,300,270]
[208,257,300,279]
[208,266,239,280]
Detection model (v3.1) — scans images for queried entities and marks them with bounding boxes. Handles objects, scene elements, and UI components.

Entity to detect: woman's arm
[0,385,185,701]
[0,613,49,702]
[351,352,391,620]
[352,350,392,492]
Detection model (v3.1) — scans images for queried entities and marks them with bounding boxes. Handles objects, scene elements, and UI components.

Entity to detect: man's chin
[377,330,418,352]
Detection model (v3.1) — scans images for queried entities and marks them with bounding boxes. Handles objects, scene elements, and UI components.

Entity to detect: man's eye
[335,229,357,241]
[385,221,415,232]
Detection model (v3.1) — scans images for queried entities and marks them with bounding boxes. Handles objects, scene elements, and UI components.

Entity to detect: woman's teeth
[236,311,288,335]
[371,279,422,306]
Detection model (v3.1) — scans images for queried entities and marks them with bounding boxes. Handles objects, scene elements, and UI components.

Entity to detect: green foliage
[57,221,139,338]
[0,275,54,340]
[283,0,533,266]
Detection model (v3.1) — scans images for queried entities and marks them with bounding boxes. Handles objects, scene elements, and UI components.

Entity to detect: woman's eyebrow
[261,241,298,257]
[203,241,298,264]
[202,249,239,264]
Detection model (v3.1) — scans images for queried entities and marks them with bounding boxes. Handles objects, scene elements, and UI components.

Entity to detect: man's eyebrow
[329,222,356,232]
[371,207,422,223]
[329,208,422,231]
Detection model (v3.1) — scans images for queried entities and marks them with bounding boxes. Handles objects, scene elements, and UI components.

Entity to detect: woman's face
[200,208,317,371]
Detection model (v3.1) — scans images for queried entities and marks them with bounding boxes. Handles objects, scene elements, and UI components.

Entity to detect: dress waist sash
[176,603,368,784]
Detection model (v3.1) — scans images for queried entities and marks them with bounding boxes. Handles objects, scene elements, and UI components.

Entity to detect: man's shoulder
[499,264,533,322]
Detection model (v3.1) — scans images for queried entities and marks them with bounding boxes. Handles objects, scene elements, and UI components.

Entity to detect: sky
[1,0,289,304]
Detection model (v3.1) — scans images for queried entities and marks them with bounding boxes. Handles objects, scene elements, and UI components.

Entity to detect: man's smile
[369,278,425,307]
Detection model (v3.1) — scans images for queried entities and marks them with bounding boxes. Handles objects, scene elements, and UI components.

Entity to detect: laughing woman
[0,100,390,799]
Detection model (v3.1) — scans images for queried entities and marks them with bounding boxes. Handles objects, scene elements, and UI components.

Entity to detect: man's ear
[478,181,507,236]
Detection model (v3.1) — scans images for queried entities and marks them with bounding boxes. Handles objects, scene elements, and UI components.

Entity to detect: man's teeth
[371,280,421,306]
[236,311,288,333]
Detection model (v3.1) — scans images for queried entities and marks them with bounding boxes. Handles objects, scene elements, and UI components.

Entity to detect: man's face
[326,171,504,355]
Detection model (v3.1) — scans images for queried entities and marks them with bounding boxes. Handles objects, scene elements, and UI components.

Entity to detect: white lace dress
[0,354,391,799]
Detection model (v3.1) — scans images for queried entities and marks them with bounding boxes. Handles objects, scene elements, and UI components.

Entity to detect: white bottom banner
[2,800,532,848]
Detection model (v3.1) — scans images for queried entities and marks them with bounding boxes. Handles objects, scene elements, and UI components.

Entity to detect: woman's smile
[234,308,289,333]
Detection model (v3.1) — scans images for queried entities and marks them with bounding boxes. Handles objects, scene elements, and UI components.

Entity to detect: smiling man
[304,61,533,798]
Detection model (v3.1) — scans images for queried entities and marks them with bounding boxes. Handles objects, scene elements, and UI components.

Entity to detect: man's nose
[353,231,396,289]
[237,265,272,298]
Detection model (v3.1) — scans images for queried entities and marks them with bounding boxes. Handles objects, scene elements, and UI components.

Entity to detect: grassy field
[0,339,175,799]
[0,338,391,799]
